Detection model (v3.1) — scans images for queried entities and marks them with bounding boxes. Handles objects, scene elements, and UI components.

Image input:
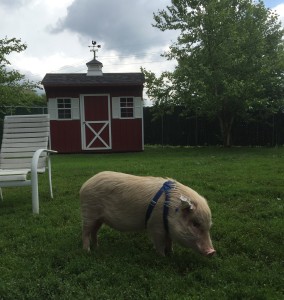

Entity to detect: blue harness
[145,180,175,233]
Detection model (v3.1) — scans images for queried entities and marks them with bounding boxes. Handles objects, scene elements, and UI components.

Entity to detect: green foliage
[144,0,284,146]
[0,147,283,299]
[0,37,42,110]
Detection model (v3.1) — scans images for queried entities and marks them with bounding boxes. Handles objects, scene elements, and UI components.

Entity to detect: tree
[144,0,284,146]
[0,37,42,111]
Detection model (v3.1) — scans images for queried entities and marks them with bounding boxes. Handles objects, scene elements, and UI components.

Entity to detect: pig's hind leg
[82,219,103,251]
[91,219,103,247]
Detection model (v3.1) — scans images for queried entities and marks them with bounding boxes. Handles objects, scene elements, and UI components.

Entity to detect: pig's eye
[192,220,201,228]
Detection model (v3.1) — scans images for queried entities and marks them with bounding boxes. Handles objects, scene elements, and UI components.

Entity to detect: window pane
[57,99,72,119]
[58,110,64,119]
[58,109,71,119]
[120,97,134,118]
[64,111,71,118]
[121,108,133,118]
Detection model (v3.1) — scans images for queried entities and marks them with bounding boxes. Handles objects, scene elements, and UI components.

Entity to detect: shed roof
[86,58,103,66]
[42,73,145,87]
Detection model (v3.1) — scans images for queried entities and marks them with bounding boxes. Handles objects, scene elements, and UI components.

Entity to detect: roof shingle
[42,73,145,87]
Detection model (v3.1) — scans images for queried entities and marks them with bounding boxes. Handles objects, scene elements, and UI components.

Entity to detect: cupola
[86,58,103,76]
[86,40,103,76]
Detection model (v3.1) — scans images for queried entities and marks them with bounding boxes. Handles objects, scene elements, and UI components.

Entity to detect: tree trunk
[219,116,234,147]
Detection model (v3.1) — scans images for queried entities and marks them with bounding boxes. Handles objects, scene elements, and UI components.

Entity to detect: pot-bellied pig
[80,171,216,257]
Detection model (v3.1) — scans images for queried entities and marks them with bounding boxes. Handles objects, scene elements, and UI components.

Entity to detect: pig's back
[80,171,166,231]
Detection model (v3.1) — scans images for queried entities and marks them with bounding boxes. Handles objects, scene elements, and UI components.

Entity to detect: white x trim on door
[84,121,110,149]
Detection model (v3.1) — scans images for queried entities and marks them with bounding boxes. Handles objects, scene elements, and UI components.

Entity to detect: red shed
[42,57,145,153]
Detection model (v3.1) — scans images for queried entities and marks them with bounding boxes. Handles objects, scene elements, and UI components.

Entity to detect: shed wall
[46,85,144,153]
[50,121,81,153]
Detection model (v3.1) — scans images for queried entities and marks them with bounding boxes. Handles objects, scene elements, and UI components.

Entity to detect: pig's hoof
[165,248,173,256]
[205,249,216,257]
[83,246,91,252]
[155,248,166,256]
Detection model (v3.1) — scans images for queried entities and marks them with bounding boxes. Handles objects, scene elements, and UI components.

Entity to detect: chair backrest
[0,115,50,171]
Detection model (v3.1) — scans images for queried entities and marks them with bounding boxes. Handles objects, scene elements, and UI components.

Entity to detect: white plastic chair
[0,114,57,213]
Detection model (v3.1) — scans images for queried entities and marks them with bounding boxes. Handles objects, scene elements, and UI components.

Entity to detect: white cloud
[1,0,175,83]
[51,0,175,55]
[0,0,87,78]
[0,0,283,87]
[273,4,284,24]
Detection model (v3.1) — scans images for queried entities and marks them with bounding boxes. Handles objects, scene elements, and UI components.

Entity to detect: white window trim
[48,98,80,120]
[112,97,143,119]
[120,97,134,119]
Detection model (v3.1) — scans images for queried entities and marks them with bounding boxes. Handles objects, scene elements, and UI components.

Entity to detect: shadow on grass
[78,226,218,276]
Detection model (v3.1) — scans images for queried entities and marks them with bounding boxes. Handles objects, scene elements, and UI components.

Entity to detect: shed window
[120,97,133,118]
[58,99,71,119]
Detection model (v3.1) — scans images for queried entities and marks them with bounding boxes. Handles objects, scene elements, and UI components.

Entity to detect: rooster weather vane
[88,41,101,59]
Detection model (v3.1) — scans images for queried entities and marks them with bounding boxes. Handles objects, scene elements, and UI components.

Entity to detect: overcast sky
[1,0,283,87]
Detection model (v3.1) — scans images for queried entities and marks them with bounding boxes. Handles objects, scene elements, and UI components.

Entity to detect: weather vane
[88,41,101,59]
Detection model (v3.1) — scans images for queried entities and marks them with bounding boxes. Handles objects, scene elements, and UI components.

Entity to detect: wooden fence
[0,105,283,146]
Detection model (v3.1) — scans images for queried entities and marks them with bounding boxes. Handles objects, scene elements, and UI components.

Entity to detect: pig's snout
[204,248,216,257]
[196,238,216,257]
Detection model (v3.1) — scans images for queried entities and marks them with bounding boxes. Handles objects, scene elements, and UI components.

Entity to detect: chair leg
[47,156,53,199]
[31,169,39,214]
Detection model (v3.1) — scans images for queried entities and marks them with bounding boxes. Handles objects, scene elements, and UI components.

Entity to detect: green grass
[0,146,283,299]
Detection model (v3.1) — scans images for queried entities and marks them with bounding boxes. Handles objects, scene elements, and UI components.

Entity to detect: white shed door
[80,95,112,150]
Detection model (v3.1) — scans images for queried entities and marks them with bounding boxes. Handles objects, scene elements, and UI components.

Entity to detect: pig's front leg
[149,231,172,256]
[165,236,173,256]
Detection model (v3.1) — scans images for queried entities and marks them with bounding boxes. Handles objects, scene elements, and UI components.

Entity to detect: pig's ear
[180,195,194,211]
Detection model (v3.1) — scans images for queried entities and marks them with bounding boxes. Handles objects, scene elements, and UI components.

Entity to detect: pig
[80,171,215,257]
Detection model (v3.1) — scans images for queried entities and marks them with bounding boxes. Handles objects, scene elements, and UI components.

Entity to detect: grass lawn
[0,146,283,299]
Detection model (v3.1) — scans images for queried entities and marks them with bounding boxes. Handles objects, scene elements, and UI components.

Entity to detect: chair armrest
[31,149,57,214]
[31,149,57,174]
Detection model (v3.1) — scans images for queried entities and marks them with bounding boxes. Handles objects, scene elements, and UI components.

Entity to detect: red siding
[111,119,142,151]
[45,86,143,99]
[50,121,82,153]
[50,119,143,153]
[84,95,109,121]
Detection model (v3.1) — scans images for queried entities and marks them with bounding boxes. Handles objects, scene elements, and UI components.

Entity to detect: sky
[0,0,283,95]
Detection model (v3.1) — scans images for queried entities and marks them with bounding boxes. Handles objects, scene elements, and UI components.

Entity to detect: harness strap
[163,182,173,233]
[145,180,175,233]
